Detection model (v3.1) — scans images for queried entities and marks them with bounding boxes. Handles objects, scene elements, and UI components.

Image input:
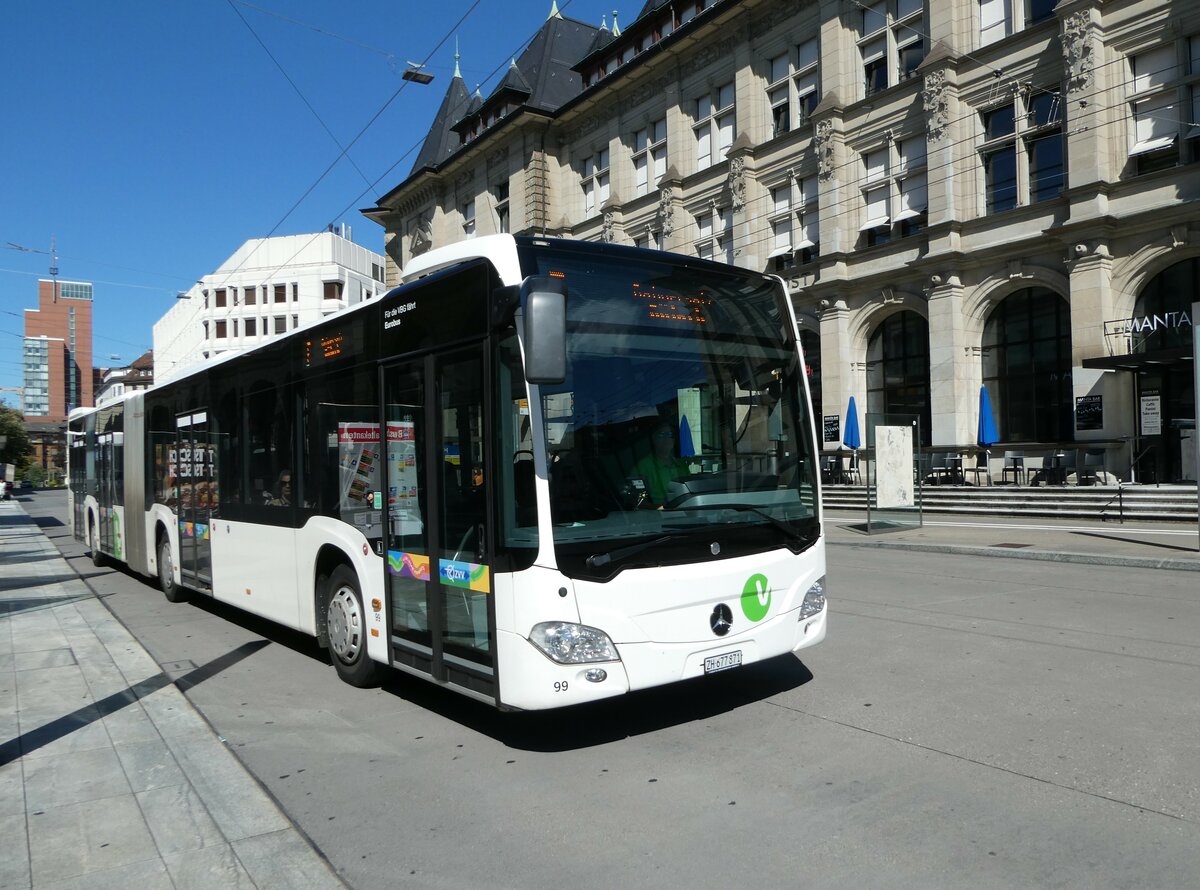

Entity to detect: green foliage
[0,406,33,472]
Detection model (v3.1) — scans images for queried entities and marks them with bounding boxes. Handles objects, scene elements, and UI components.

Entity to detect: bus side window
[246,384,293,507]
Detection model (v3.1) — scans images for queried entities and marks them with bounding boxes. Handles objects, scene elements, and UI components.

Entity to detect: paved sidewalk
[0,499,346,890]
[825,510,1200,571]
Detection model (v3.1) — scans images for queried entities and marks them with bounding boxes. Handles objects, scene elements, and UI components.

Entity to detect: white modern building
[154,229,387,381]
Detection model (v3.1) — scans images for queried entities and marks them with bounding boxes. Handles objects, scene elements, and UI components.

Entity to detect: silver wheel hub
[328,586,363,663]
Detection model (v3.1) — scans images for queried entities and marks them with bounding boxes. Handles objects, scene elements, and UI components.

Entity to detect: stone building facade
[365,0,1199,482]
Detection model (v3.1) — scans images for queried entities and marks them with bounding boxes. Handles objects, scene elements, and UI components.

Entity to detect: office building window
[767,175,819,269]
[694,82,735,171]
[245,317,257,337]
[215,288,227,308]
[462,200,476,238]
[493,181,510,233]
[582,148,610,218]
[632,119,667,196]
[979,0,1057,47]
[1127,39,1200,174]
[979,89,1063,213]
[859,0,924,99]
[694,206,733,263]
[274,284,286,303]
[765,37,820,139]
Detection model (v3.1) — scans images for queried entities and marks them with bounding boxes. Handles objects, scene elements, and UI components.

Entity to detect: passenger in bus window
[265,470,292,506]
[634,421,691,507]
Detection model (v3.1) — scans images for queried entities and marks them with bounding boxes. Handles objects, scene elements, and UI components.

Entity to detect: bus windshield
[517,243,820,580]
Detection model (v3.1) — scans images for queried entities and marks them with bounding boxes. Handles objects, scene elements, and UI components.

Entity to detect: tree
[0,405,33,474]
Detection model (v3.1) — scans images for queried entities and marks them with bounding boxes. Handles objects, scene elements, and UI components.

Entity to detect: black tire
[158,536,187,603]
[90,518,107,568]
[325,565,380,687]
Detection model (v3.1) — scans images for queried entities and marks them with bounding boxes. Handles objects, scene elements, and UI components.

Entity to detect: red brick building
[23,279,93,423]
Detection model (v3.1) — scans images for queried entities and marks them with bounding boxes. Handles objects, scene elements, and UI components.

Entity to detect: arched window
[866,310,931,445]
[1132,258,1198,353]
[982,288,1072,443]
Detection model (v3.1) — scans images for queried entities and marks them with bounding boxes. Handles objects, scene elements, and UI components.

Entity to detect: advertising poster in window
[385,421,421,534]
[1140,390,1162,436]
[337,424,382,519]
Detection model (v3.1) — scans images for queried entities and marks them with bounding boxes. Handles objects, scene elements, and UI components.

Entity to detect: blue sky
[0,0,621,405]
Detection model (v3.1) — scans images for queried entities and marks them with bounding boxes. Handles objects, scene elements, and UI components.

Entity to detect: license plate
[704,650,742,674]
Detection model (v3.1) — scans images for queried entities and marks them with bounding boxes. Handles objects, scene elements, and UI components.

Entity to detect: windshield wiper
[585,534,685,569]
[671,503,816,544]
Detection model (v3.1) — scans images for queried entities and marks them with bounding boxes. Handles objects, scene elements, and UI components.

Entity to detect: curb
[828,537,1200,573]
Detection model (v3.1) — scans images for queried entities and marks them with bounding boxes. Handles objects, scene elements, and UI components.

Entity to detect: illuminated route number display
[632,283,711,325]
[305,333,345,368]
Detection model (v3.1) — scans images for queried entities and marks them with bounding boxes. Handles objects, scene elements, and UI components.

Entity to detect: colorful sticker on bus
[439,559,489,592]
[387,550,431,581]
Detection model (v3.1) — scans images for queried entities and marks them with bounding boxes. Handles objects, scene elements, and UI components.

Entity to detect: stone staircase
[822,482,1199,523]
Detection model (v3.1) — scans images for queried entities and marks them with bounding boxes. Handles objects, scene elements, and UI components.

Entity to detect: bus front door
[176,411,213,592]
[383,349,493,695]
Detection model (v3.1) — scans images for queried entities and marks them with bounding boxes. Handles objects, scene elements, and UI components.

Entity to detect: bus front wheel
[158,537,186,603]
[325,565,379,688]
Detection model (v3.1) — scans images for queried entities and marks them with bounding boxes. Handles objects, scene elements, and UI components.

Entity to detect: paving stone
[27,794,158,885]
[38,856,173,890]
[0,811,31,889]
[23,747,131,811]
[163,844,256,890]
[137,783,226,855]
[232,828,348,889]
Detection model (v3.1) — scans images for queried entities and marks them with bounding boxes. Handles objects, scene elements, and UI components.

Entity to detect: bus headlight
[529,622,619,664]
[799,576,826,620]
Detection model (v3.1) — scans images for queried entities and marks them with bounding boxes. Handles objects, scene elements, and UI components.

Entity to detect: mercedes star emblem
[710,603,733,636]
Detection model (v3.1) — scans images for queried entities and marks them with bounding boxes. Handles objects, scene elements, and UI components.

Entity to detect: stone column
[925,273,971,446]
[818,296,855,451]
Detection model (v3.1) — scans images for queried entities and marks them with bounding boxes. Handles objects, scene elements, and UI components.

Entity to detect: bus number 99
[554,681,569,693]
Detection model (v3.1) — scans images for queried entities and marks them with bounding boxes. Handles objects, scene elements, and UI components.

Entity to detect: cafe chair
[1055,449,1077,485]
[1001,450,1026,485]
[822,454,843,484]
[927,453,950,485]
[966,451,992,486]
[1078,450,1106,486]
[842,451,861,485]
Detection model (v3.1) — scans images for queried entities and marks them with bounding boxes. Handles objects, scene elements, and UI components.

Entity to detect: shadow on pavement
[378,653,815,752]
[1071,530,1200,554]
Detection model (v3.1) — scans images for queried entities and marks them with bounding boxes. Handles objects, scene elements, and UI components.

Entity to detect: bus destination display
[305,332,345,368]
[633,282,711,326]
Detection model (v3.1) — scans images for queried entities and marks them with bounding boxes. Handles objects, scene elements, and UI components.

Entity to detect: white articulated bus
[69,236,826,710]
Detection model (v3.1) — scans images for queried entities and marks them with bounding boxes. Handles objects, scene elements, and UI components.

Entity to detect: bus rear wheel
[158,537,186,603]
[325,565,379,687]
[90,519,107,568]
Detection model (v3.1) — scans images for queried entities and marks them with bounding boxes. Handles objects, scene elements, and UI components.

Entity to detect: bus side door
[382,347,493,695]
[176,410,214,591]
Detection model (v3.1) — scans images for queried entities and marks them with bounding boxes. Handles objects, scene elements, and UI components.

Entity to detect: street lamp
[402,62,434,85]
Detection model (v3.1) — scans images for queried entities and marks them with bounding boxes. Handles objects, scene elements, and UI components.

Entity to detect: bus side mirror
[521,277,567,385]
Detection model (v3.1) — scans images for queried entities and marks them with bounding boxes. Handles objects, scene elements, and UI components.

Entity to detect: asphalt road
[26,491,1200,889]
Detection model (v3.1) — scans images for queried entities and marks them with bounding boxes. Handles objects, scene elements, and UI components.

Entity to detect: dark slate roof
[506,13,598,114]
[448,13,599,139]
[411,73,472,173]
[495,60,533,97]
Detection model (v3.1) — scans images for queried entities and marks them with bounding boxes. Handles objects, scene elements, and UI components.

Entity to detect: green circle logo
[741,573,771,622]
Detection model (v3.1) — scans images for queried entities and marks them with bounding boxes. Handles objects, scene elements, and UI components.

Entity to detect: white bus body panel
[200,517,389,663]
[495,546,825,710]
[574,547,823,645]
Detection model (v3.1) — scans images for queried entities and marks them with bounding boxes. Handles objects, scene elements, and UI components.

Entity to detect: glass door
[176,411,213,590]
[382,348,493,688]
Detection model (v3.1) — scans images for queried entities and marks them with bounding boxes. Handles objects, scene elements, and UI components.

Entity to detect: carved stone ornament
[815,120,835,182]
[728,157,746,212]
[657,188,675,238]
[410,213,433,257]
[1062,12,1094,94]
[602,211,617,243]
[922,69,950,143]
